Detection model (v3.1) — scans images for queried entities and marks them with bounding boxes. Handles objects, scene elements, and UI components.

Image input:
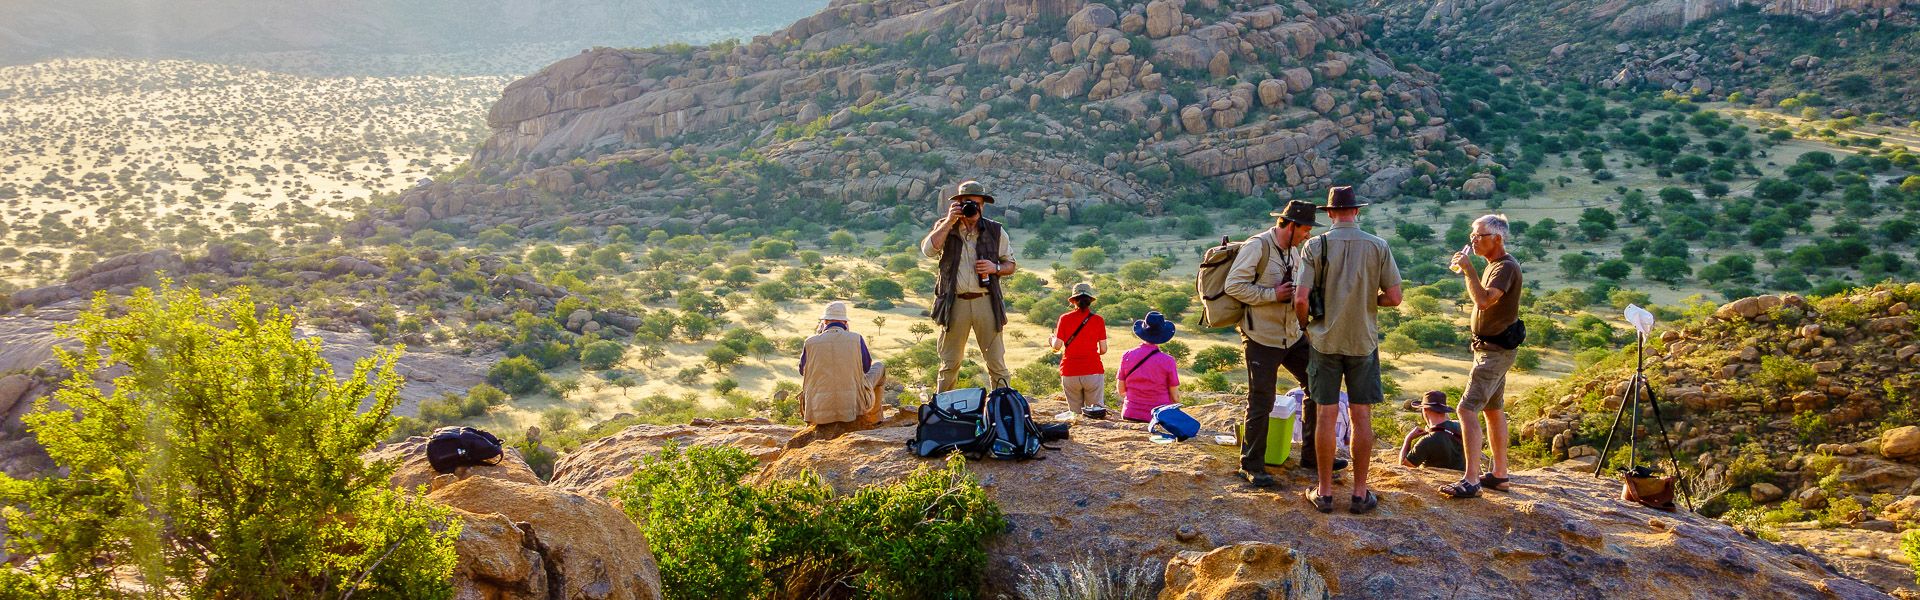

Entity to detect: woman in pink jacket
[1116,311,1181,422]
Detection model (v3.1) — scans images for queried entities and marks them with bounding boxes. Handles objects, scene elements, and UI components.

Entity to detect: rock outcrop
[1161,542,1330,600]
[370,438,665,600]
[715,405,1883,597]
[551,419,799,497]
[7,249,184,309]
[373,0,1454,237]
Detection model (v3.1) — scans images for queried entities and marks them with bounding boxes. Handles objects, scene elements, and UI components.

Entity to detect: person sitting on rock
[1399,391,1466,472]
[1116,312,1180,423]
[790,301,886,450]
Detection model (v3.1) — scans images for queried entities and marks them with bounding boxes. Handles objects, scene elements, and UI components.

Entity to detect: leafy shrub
[489,355,548,395]
[0,285,459,597]
[1756,355,1817,390]
[612,445,1004,599]
[1514,348,1542,371]
[1191,346,1242,373]
[1903,530,1920,585]
[580,339,627,370]
[1725,443,1776,488]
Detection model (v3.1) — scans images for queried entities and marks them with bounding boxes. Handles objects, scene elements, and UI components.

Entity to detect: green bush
[580,339,627,370]
[489,355,548,395]
[612,445,1003,599]
[1191,346,1242,373]
[1725,443,1776,488]
[0,285,459,598]
[1756,355,1817,391]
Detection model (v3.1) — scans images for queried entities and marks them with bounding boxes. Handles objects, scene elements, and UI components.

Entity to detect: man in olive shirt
[921,181,1016,392]
[1399,391,1466,471]
[1293,186,1402,514]
[1440,214,1524,499]
[1225,199,1334,488]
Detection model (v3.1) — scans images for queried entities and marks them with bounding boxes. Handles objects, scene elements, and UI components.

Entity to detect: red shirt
[1053,309,1107,377]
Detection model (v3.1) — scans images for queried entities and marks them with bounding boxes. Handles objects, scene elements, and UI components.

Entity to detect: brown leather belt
[956,292,987,300]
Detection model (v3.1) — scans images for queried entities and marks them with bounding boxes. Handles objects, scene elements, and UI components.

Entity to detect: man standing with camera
[1294,186,1402,515]
[1224,199,1326,488]
[921,181,1016,392]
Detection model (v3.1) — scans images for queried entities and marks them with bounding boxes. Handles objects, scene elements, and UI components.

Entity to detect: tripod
[1592,331,1695,512]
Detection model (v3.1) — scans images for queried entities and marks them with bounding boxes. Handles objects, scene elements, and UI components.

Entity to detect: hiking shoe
[1304,489,1334,514]
[1438,479,1482,499]
[1349,490,1380,515]
[1237,469,1276,488]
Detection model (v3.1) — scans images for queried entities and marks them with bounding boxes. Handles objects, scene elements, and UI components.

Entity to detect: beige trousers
[936,296,1009,392]
[1061,374,1105,414]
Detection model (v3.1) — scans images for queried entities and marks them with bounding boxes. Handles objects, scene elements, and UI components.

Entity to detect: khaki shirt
[1296,222,1402,356]
[920,222,1012,295]
[1223,228,1304,349]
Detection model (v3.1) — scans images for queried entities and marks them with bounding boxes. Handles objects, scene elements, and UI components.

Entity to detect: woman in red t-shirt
[1050,282,1108,418]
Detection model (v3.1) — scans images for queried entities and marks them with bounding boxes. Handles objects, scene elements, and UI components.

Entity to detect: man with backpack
[921,181,1016,392]
[1294,186,1402,515]
[1223,199,1324,488]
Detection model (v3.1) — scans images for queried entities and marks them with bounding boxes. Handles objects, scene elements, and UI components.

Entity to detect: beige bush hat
[1070,282,1096,300]
[950,180,995,203]
[820,301,850,322]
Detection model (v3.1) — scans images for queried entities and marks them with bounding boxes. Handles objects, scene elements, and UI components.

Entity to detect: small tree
[0,285,459,597]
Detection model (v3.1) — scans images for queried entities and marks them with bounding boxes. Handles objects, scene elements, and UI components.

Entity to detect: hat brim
[1132,324,1176,344]
[950,194,995,204]
[1269,211,1321,227]
[1317,202,1370,210]
[1422,405,1455,414]
[1069,292,1095,300]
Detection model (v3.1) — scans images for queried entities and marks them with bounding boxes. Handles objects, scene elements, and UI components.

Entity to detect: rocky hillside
[368,0,1465,237]
[0,0,827,69]
[1368,0,1920,117]
[1512,284,1920,593]
[530,400,1890,598]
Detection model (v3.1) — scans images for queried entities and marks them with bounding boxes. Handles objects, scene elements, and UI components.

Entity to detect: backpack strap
[1062,311,1095,348]
[1122,349,1162,381]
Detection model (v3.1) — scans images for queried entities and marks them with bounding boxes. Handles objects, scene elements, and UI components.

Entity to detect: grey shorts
[1307,349,1383,406]
[1459,348,1517,412]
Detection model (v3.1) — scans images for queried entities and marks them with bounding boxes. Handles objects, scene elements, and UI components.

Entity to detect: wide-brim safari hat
[1132,311,1176,345]
[1069,282,1096,300]
[949,180,995,204]
[1317,185,1369,210]
[1269,199,1321,227]
[1414,390,1455,414]
[820,301,850,322]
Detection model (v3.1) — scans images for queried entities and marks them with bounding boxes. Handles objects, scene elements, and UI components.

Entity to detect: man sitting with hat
[1399,391,1466,471]
[921,180,1016,392]
[1224,198,1327,488]
[791,301,887,450]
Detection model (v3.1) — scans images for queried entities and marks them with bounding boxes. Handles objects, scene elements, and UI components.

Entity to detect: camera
[959,199,981,217]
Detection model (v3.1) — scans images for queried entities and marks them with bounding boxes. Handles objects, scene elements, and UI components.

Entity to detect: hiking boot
[1236,469,1276,488]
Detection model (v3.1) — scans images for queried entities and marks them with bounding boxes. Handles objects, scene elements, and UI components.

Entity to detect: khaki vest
[800,328,872,424]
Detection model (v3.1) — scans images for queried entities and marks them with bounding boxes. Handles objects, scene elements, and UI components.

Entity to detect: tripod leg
[1643,381,1695,512]
[1627,377,1641,471]
[1593,380,1634,477]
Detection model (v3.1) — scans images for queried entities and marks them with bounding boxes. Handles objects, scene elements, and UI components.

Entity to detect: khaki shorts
[1459,348,1516,413]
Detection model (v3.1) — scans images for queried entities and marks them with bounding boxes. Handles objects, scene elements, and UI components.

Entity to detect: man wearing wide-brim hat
[793,301,888,449]
[1223,198,1326,489]
[1293,185,1403,515]
[920,180,1016,392]
[1399,391,1466,471]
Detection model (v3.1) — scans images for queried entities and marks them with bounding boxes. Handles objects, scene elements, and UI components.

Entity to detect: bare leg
[1315,402,1339,497]
[1349,404,1375,498]
[1461,410,1484,485]
[1486,409,1510,479]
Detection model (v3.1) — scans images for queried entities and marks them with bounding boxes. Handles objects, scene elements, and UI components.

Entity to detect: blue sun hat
[1132,311,1176,345]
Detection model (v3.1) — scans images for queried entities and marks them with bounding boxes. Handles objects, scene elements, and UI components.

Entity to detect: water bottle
[1449,244,1471,274]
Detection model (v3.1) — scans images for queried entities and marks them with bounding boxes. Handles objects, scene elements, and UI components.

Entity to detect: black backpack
[981,387,1045,460]
[908,388,993,458]
[426,426,504,473]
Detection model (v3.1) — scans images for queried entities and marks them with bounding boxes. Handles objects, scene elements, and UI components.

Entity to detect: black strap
[1122,349,1162,380]
[1062,312,1095,348]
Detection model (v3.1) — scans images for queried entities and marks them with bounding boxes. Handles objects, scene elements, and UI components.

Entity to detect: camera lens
[960,201,980,217]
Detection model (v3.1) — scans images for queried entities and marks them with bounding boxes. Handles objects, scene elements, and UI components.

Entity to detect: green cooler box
[1236,415,1297,466]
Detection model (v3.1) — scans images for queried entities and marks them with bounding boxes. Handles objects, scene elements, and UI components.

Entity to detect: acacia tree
[0,285,460,598]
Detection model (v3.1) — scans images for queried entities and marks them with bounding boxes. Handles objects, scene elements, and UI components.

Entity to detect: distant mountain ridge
[0,0,829,70]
